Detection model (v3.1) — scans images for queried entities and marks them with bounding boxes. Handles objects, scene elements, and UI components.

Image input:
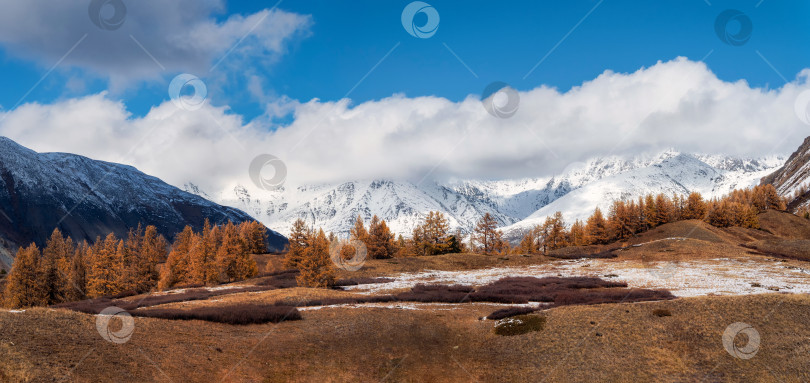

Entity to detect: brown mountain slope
[548,211,810,262]
[761,135,810,210]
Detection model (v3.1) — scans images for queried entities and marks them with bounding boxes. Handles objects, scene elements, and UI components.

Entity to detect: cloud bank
[1,58,808,195]
[0,0,311,88]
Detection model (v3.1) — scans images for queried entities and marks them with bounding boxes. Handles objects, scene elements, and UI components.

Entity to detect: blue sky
[1,0,809,121]
[0,0,809,190]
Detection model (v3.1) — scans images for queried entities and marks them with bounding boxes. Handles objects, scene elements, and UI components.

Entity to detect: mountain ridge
[0,137,288,266]
[761,135,810,211]
[195,150,783,240]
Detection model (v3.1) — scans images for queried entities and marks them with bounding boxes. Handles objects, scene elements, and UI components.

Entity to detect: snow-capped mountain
[761,135,810,210]
[0,137,287,266]
[501,153,781,239]
[196,150,783,240]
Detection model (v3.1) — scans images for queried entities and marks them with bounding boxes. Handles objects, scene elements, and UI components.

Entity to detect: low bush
[396,284,475,303]
[131,304,301,325]
[493,315,546,336]
[284,276,675,312]
[256,270,299,288]
[53,286,277,314]
[553,288,675,307]
[652,308,672,317]
[109,290,138,299]
[332,277,395,287]
[486,306,538,320]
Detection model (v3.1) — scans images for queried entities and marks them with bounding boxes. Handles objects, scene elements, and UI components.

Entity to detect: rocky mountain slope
[761,136,810,210]
[199,151,782,239]
[0,137,287,266]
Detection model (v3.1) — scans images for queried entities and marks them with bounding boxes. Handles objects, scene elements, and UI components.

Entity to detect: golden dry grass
[3,213,809,382]
[1,294,809,382]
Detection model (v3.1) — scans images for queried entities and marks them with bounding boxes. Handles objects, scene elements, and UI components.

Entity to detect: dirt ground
[2,213,809,382]
[1,294,809,382]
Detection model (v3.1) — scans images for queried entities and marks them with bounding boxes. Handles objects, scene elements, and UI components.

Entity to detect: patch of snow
[343,258,810,298]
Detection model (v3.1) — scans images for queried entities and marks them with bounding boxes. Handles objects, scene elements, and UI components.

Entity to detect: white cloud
[0,0,311,88]
[0,58,808,195]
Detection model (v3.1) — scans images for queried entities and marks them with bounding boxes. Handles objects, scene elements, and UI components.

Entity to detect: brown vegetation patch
[332,277,396,287]
[289,276,675,311]
[756,210,810,239]
[741,240,810,261]
[547,245,618,259]
[131,304,301,325]
[53,285,277,314]
[492,314,546,336]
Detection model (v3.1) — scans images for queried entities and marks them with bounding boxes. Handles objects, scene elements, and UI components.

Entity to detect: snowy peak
[200,150,783,239]
[0,137,288,262]
[762,135,810,209]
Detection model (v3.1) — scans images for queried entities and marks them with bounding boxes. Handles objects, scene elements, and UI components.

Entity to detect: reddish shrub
[109,290,138,299]
[53,286,277,314]
[256,270,299,288]
[131,304,301,324]
[333,277,395,287]
[486,306,539,320]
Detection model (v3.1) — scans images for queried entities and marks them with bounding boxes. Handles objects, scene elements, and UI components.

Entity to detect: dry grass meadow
[2,211,810,382]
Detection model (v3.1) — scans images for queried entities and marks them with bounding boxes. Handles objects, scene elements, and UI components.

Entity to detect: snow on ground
[298,301,538,312]
[343,258,810,298]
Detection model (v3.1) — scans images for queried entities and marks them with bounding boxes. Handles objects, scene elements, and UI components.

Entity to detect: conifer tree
[217,222,240,282]
[204,225,221,285]
[159,225,194,289]
[654,194,673,226]
[130,225,166,293]
[350,215,369,244]
[65,241,88,302]
[644,194,658,228]
[543,212,568,251]
[285,218,311,269]
[585,207,609,245]
[239,221,268,254]
[517,225,542,255]
[40,229,72,305]
[87,233,122,298]
[568,219,588,246]
[296,229,335,288]
[367,215,395,259]
[682,192,707,220]
[412,211,452,255]
[473,213,500,255]
[4,244,43,308]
